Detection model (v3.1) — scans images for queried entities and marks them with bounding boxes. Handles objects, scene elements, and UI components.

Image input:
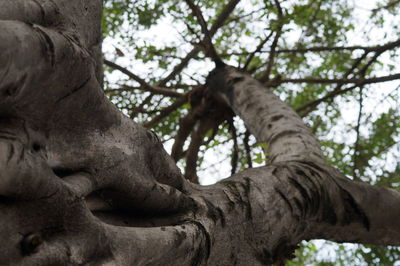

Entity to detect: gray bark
[0,1,399,265]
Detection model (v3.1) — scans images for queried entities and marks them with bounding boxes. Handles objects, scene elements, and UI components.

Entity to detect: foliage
[101,0,400,264]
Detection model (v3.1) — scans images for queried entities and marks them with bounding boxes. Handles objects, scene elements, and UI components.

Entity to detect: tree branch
[260,0,283,82]
[228,119,239,175]
[184,119,212,183]
[242,31,274,70]
[104,59,182,97]
[276,38,400,53]
[159,0,241,86]
[305,173,400,246]
[219,38,400,56]
[297,50,389,116]
[171,110,198,162]
[244,130,253,168]
[106,84,183,98]
[184,0,222,63]
[280,73,400,85]
[352,86,364,181]
[143,95,188,128]
[295,73,400,114]
[207,66,326,165]
[206,65,400,249]
[371,0,400,14]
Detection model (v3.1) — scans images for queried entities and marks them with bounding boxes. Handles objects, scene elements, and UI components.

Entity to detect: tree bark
[0,1,399,265]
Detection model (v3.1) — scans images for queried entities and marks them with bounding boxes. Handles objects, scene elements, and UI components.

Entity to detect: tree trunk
[0,1,399,265]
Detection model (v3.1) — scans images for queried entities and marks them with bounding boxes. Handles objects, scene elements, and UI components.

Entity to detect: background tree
[103,0,400,264]
[0,0,400,265]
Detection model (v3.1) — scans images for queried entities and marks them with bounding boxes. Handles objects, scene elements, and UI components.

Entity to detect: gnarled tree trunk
[0,1,399,265]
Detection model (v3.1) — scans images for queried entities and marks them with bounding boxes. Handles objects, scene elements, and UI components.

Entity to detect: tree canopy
[102,0,400,264]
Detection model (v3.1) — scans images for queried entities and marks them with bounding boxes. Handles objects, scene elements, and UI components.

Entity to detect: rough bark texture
[0,1,399,265]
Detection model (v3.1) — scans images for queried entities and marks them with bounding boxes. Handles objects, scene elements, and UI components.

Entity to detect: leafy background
[101,0,400,264]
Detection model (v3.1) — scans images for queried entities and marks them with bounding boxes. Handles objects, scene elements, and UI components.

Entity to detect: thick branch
[171,110,198,162]
[206,65,400,249]
[306,172,400,245]
[184,119,210,183]
[207,66,326,165]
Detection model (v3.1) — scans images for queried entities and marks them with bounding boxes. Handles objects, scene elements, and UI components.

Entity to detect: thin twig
[298,49,393,116]
[243,31,274,70]
[184,0,222,62]
[143,95,189,128]
[282,73,400,85]
[277,39,400,53]
[218,38,400,56]
[295,73,400,115]
[299,52,370,115]
[104,59,172,95]
[106,84,183,98]
[159,0,241,86]
[130,94,154,118]
[371,0,400,14]
[225,7,266,24]
[260,0,283,82]
[352,86,364,181]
